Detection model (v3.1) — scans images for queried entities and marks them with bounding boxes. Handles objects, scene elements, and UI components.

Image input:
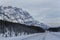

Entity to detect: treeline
[48,27,60,32]
[0,20,45,37]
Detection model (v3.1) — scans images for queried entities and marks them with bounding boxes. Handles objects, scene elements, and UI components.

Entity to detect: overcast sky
[0,0,60,27]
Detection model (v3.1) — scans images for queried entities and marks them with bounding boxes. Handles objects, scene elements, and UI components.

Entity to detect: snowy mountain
[0,6,34,25]
[40,23,50,29]
[0,6,46,37]
[0,6,49,29]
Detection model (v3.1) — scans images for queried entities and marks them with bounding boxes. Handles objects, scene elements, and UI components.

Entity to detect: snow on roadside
[0,33,41,40]
[0,32,60,40]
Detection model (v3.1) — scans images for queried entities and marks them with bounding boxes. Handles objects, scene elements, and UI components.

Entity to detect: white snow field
[0,32,60,40]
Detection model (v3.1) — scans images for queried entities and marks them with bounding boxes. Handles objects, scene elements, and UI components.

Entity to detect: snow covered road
[22,33,46,40]
[0,32,60,40]
[22,32,60,40]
